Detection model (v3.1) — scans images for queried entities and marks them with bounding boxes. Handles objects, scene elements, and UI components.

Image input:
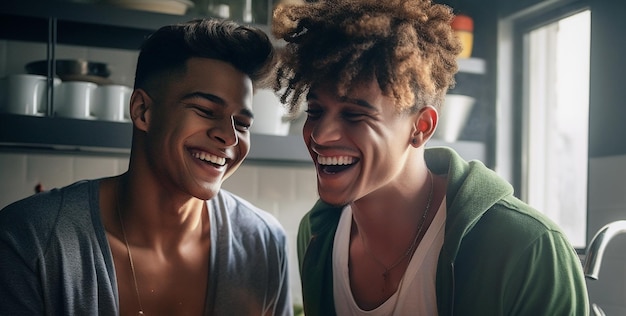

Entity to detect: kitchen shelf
[0,1,200,51]
[1,0,200,30]
[0,113,313,163]
[0,114,132,155]
[0,0,270,46]
[0,114,486,164]
[457,57,486,75]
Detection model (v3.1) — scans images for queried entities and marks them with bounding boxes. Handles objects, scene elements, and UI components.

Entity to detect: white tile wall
[0,152,129,208]
[223,163,318,305]
[586,154,626,315]
[4,40,48,75]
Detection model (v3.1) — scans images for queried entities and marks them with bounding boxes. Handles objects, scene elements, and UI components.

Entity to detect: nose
[210,117,238,147]
[308,114,342,145]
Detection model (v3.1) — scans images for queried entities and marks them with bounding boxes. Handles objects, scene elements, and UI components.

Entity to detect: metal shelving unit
[0,0,488,164]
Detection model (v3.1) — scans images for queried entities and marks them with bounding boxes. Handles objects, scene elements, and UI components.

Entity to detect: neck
[116,175,209,250]
[351,168,433,253]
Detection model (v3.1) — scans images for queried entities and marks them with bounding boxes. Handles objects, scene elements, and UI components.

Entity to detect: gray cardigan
[0,179,292,315]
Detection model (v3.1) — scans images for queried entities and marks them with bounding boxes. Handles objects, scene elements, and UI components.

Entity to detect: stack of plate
[104,0,194,15]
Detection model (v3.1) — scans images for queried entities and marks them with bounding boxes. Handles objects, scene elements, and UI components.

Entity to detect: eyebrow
[307,91,377,110]
[183,91,254,119]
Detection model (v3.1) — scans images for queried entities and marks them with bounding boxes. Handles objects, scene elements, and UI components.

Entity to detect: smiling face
[133,57,253,200]
[303,78,420,206]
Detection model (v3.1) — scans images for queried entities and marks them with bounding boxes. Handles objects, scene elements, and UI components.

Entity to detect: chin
[195,184,221,200]
[318,193,351,207]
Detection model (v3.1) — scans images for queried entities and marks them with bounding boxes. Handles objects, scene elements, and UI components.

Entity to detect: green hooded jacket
[297,147,589,316]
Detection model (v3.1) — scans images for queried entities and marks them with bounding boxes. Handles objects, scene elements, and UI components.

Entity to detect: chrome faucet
[583,220,626,280]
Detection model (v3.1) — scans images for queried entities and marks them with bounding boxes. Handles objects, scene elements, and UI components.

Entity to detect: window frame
[503,0,591,252]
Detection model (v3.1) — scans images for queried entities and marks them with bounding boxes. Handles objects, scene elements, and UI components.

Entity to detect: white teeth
[193,152,226,166]
[317,155,355,166]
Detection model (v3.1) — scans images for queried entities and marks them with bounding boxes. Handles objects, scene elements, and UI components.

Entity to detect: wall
[585,0,626,313]
[223,162,318,306]
[588,0,626,157]
[587,155,626,315]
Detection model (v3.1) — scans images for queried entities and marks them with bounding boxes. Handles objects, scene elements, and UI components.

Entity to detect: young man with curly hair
[271,0,589,315]
[0,19,292,315]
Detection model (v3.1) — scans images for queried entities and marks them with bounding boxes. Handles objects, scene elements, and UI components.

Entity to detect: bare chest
[349,250,408,311]
[109,239,211,316]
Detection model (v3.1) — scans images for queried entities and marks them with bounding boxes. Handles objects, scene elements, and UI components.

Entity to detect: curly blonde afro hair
[272,0,462,115]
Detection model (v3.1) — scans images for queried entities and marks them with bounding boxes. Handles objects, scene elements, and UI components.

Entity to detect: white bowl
[433,94,476,142]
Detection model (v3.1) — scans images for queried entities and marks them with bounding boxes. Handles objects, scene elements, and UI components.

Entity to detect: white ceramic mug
[0,74,54,116]
[92,84,132,121]
[54,81,98,119]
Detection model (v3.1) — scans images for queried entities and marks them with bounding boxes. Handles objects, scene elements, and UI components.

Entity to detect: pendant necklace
[359,170,434,287]
[116,188,145,316]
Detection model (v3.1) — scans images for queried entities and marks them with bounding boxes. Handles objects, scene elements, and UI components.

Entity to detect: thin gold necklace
[116,190,145,316]
[359,170,434,283]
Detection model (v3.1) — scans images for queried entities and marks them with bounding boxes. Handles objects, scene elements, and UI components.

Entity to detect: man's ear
[129,89,152,132]
[410,106,438,147]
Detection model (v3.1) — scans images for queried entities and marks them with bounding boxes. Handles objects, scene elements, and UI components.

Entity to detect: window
[519,9,591,249]
[498,6,591,250]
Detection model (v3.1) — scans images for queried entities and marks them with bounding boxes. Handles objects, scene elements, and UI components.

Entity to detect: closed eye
[342,111,368,121]
[234,119,251,131]
[188,104,216,119]
[305,108,323,119]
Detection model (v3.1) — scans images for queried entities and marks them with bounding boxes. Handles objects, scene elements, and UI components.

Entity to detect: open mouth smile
[192,151,227,167]
[317,155,358,174]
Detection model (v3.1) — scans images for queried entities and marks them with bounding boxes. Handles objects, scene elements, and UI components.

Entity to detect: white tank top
[332,198,446,315]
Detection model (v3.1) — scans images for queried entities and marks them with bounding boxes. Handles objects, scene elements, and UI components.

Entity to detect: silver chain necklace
[116,189,145,316]
[359,170,434,284]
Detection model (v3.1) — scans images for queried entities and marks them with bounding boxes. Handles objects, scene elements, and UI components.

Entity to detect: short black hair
[135,18,276,91]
